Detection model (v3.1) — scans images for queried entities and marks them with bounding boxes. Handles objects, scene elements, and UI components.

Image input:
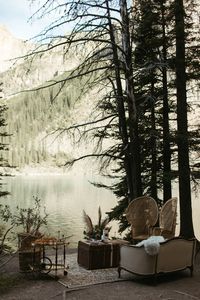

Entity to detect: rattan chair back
[159,197,177,234]
[126,196,159,241]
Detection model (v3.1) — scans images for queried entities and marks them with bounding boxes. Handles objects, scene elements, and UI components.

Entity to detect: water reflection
[1,173,118,248]
[1,175,199,247]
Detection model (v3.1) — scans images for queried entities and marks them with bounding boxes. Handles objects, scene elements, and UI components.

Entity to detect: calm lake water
[1,173,119,248]
[1,173,200,248]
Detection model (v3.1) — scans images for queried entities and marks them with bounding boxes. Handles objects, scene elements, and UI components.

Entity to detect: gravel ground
[1,248,200,300]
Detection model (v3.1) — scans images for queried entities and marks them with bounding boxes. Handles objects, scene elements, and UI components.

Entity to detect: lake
[0,172,119,248]
[1,173,199,249]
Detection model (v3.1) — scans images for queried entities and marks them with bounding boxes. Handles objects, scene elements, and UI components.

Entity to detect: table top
[79,239,129,246]
[33,237,69,246]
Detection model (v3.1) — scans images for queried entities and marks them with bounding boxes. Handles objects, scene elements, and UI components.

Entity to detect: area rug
[57,253,134,289]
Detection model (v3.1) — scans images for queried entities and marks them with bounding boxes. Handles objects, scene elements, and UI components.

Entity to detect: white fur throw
[136,236,165,256]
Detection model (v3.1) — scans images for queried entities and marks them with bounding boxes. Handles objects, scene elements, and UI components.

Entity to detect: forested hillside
[3,77,85,168]
[0,26,91,170]
[0,23,199,173]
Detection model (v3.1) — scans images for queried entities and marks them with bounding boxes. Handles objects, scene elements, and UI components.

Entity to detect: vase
[18,233,40,251]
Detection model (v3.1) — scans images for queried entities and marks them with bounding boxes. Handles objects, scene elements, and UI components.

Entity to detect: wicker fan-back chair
[153,197,177,239]
[126,196,159,242]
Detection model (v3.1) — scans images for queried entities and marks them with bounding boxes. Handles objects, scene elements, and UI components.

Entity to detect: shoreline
[0,162,99,177]
[0,165,95,177]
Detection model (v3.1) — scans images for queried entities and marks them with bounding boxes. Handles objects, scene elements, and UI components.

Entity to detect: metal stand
[30,237,69,278]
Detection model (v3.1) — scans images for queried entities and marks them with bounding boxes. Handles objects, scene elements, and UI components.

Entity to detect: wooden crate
[77,240,127,270]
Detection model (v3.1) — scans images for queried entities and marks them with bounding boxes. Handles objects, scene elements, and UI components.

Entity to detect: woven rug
[57,253,134,289]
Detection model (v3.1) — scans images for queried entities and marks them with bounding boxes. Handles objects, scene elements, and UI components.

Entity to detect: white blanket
[136,236,165,256]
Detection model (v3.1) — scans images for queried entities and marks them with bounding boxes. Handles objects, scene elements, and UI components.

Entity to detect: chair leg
[118,266,121,278]
[189,266,193,277]
[153,273,158,285]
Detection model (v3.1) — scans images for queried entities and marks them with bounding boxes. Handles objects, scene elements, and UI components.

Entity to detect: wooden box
[77,240,124,270]
[19,248,41,272]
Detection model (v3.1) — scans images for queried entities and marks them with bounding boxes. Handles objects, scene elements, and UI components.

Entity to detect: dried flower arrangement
[83,206,111,240]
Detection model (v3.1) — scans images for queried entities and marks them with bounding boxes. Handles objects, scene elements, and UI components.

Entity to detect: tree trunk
[120,0,142,198]
[105,0,136,201]
[175,0,194,238]
[150,84,158,200]
[161,1,172,202]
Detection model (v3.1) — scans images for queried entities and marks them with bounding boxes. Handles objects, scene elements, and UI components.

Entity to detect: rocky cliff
[0,25,83,96]
[0,25,32,74]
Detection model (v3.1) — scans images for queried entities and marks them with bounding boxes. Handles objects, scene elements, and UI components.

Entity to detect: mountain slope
[0,25,33,74]
[0,26,93,169]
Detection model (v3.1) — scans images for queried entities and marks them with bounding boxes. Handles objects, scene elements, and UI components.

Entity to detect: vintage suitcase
[77,240,123,269]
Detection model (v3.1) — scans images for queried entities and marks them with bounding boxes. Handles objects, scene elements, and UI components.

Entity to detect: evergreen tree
[23,0,200,237]
[0,82,9,196]
[174,0,194,238]
[132,0,174,203]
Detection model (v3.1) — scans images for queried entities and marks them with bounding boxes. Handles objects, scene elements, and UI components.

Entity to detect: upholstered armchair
[118,237,196,281]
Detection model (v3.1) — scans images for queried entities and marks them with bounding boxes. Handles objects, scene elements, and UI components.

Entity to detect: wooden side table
[77,239,129,270]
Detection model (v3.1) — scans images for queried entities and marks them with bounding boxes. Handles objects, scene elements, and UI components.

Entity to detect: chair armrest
[120,244,157,275]
[152,227,175,239]
[152,227,162,236]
